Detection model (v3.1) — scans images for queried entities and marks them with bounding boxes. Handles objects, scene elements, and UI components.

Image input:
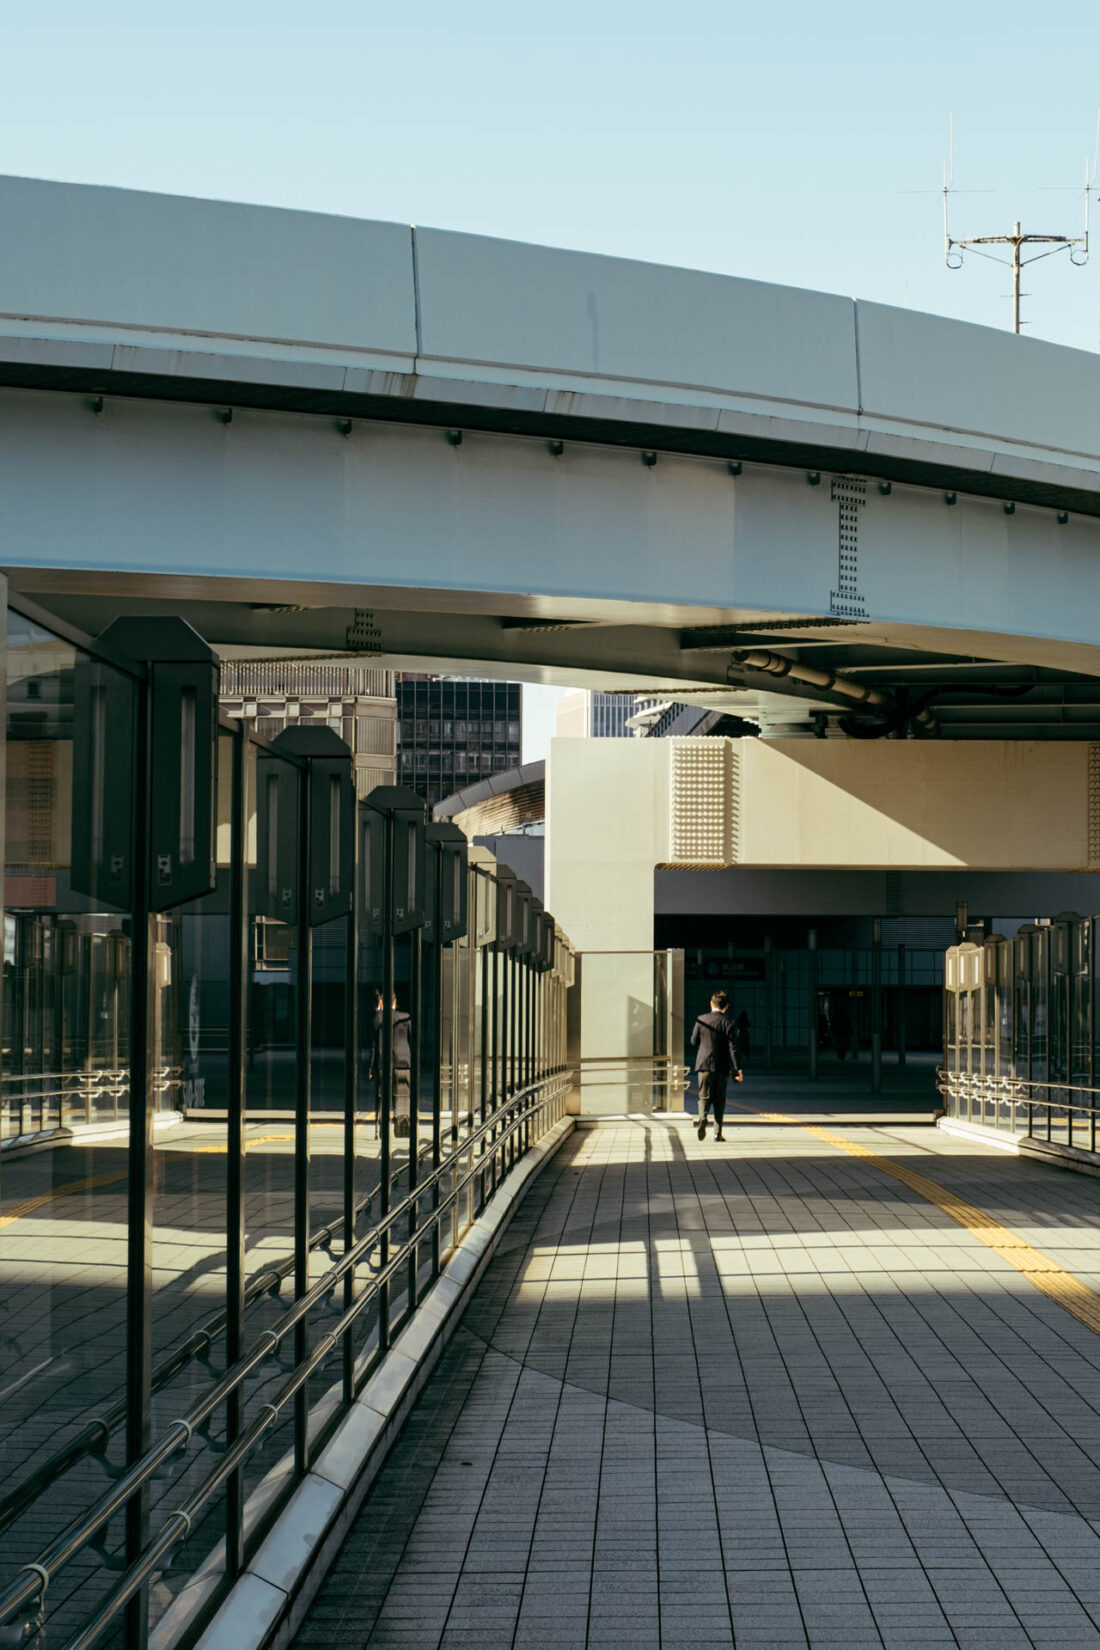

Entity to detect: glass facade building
[588,692,635,738]
[0,601,573,1650]
[396,677,520,809]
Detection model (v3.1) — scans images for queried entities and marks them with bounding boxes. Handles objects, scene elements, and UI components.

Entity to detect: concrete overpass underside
[3,175,1100,742]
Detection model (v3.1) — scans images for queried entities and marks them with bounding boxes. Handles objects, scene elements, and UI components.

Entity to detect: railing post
[379,819,394,1346]
[408,926,422,1311]
[226,726,248,1573]
[808,928,818,1083]
[431,873,444,1274]
[292,766,313,1475]
[871,917,883,1097]
[764,934,774,1070]
[124,679,154,1650]
[897,942,907,1069]
[342,841,360,1402]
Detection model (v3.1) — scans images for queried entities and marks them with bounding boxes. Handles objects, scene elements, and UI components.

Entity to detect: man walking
[691,990,742,1142]
[371,991,413,1137]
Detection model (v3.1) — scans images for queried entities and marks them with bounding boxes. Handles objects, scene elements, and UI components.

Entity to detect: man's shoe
[696,1118,707,1140]
[714,1132,725,1142]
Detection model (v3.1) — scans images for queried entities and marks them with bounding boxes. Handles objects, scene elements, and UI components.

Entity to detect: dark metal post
[125,680,153,1650]
[509,950,518,1168]
[225,728,248,1573]
[808,928,818,1083]
[430,892,443,1279]
[293,765,312,1477]
[871,917,882,1096]
[763,935,774,1070]
[407,927,422,1311]
[897,943,907,1069]
[1090,919,1097,1154]
[478,938,490,1210]
[342,875,359,1404]
[490,945,501,1196]
[504,950,511,1181]
[528,963,536,1142]
[379,812,394,1349]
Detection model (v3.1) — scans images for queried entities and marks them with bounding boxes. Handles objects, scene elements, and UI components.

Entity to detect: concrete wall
[546,736,1100,954]
[738,740,1092,870]
[545,738,668,951]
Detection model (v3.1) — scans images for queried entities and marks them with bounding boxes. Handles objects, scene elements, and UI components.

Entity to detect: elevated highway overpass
[4,175,1100,737]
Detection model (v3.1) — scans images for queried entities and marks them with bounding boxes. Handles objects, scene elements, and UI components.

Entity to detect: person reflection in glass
[371,990,412,1136]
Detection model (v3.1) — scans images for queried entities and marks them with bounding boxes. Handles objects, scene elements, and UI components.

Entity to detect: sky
[6,0,1099,757]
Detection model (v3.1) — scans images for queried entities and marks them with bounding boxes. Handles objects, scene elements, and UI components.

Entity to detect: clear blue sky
[6,0,1099,347]
[6,1,1098,758]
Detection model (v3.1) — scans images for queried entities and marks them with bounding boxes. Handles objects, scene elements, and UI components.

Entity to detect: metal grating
[829,477,867,619]
[667,739,738,867]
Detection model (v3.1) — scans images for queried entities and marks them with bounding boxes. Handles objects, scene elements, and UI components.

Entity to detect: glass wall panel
[0,610,137,1640]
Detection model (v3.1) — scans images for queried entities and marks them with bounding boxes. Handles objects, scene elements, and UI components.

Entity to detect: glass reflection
[0,610,137,1640]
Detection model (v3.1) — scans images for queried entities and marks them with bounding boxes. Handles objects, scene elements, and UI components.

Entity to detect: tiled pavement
[295,1085,1100,1649]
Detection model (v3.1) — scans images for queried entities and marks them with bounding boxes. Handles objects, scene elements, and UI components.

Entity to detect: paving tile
[291,1106,1100,1650]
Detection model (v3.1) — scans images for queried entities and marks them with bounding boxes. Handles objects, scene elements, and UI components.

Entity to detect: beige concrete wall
[739,740,1091,870]
[547,734,1098,956]
[546,737,669,1115]
[545,732,1096,1113]
[545,736,668,950]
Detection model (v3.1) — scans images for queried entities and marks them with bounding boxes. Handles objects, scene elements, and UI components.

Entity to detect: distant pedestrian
[735,1010,751,1066]
[690,990,742,1143]
[372,993,413,1136]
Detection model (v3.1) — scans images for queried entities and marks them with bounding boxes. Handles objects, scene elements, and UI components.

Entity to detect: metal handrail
[937,1068,1100,1118]
[0,1070,569,1642]
[575,1055,686,1066]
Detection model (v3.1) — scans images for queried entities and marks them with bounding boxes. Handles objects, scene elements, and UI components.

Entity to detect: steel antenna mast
[942,116,1094,333]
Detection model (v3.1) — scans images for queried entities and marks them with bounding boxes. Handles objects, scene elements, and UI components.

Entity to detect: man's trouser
[698,1070,730,1128]
[395,1067,411,1131]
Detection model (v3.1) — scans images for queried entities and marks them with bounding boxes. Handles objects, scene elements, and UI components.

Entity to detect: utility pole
[946,217,1088,334]
[942,148,1091,333]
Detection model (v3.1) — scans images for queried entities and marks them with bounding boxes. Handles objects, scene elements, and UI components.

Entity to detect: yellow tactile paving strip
[0,1122,370,1222]
[733,1100,1100,1338]
[0,1169,128,1230]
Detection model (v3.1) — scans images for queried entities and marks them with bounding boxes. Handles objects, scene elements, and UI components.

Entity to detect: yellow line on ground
[184,1133,296,1155]
[733,1102,1100,1338]
[0,1170,128,1230]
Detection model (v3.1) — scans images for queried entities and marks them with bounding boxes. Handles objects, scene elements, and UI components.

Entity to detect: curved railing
[0,1068,571,1650]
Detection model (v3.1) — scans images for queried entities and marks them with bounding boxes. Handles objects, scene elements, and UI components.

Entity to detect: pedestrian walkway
[294,1079,1100,1649]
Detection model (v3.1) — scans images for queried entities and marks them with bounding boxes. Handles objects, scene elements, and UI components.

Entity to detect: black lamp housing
[423,821,468,944]
[360,785,428,935]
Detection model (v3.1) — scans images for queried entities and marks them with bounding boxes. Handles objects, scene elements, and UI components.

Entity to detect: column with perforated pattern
[667,738,739,867]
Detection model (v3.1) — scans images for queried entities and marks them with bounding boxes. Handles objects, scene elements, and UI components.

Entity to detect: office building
[396,676,521,808]
[218,659,397,796]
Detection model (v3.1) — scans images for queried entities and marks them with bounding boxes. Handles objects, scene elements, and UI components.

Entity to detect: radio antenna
[943,116,1093,334]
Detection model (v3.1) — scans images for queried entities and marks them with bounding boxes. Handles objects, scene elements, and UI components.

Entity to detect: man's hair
[710,990,729,1010]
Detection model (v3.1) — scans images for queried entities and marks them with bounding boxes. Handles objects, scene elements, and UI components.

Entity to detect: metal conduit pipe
[731,649,938,731]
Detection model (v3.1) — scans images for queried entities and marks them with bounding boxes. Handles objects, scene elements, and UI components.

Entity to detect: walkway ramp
[293,1088,1100,1650]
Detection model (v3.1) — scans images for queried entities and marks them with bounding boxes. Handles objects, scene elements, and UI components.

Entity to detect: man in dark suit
[371,992,413,1137]
[690,990,742,1142]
